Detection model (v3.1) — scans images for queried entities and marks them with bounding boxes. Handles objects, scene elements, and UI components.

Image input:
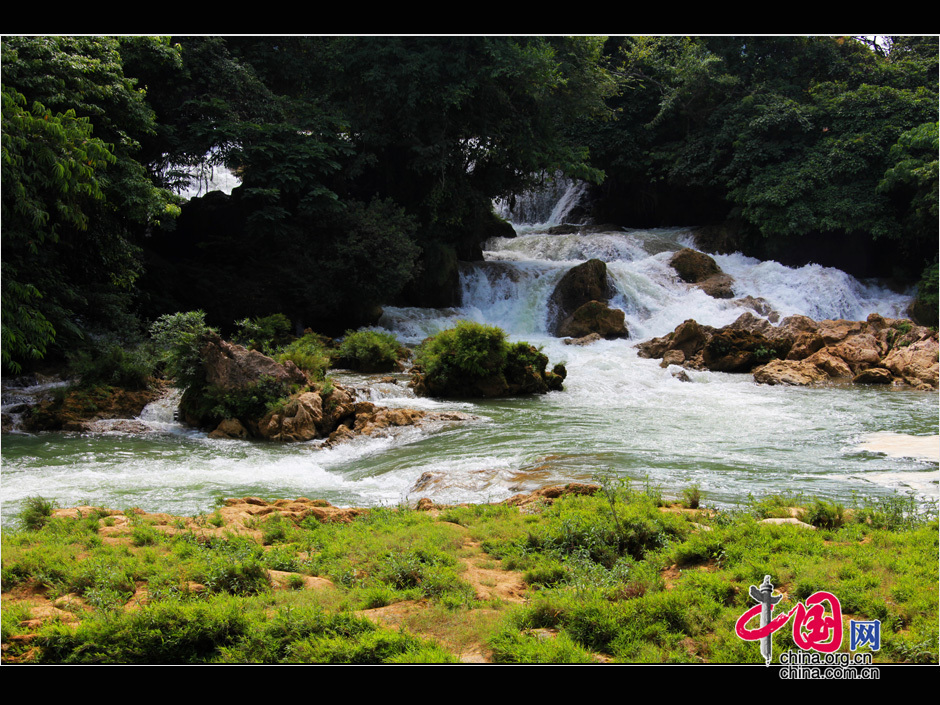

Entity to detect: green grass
[2,489,937,664]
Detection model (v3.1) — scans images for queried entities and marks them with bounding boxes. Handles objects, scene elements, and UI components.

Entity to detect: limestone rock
[638,312,937,390]
[547,259,615,336]
[669,248,721,282]
[257,392,325,442]
[852,368,895,385]
[209,418,250,439]
[697,273,735,299]
[753,360,829,386]
[564,332,603,346]
[201,334,307,390]
[669,248,735,299]
[556,300,629,339]
[882,337,939,390]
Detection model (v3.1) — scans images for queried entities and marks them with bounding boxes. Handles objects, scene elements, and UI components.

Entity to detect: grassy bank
[2,484,937,664]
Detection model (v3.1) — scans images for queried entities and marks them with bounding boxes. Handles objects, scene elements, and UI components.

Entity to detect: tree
[1,36,179,372]
[587,36,938,280]
[139,36,615,327]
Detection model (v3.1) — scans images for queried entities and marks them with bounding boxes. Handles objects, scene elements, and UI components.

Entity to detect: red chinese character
[734,602,795,641]
[791,592,843,652]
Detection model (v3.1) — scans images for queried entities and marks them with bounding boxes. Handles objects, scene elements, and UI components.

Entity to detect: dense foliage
[2,35,937,374]
[1,37,181,372]
[585,36,938,294]
[413,320,565,397]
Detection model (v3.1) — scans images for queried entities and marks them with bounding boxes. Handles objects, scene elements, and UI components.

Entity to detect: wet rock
[669,248,721,282]
[852,368,895,385]
[753,360,829,386]
[257,391,325,442]
[734,296,780,323]
[564,332,603,346]
[556,300,629,339]
[660,349,686,368]
[209,418,250,439]
[639,312,938,390]
[697,273,735,299]
[669,248,736,300]
[547,259,615,336]
[882,336,940,390]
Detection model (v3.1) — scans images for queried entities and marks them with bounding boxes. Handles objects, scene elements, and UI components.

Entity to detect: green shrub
[234,313,292,355]
[18,496,57,531]
[274,332,332,381]
[67,339,156,390]
[149,311,214,390]
[416,320,508,383]
[335,329,405,372]
[413,320,563,397]
[682,485,702,509]
[805,498,845,529]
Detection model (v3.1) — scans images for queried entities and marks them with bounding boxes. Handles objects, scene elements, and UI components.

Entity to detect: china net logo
[736,575,881,678]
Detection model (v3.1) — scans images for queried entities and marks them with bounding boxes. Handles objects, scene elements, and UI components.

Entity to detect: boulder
[697,273,735,299]
[753,359,829,386]
[669,248,721,282]
[852,368,895,385]
[882,338,940,390]
[201,334,307,390]
[669,248,736,299]
[702,329,788,373]
[637,319,712,364]
[803,349,853,379]
[556,300,629,339]
[734,296,780,323]
[564,332,603,346]
[209,418,250,439]
[547,259,614,336]
[257,391,326,442]
[636,312,937,390]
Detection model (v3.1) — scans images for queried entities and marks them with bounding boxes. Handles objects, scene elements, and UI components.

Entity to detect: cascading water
[494,174,589,229]
[1,213,936,525]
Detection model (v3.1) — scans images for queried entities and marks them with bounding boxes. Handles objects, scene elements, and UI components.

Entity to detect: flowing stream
[2,185,937,525]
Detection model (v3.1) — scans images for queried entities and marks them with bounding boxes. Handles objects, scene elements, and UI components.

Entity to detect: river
[2,189,937,525]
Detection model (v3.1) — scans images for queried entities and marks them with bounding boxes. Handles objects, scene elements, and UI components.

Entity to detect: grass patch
[2,489,936,664]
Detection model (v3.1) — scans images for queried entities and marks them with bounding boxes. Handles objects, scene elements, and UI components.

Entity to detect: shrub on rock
[334,329,408,373]
[412,321,565,398]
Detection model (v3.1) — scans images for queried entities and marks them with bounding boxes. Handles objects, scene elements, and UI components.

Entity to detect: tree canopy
[2,35,937,373]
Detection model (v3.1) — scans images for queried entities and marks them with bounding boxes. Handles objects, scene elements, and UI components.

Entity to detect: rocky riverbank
[637,311,938,390]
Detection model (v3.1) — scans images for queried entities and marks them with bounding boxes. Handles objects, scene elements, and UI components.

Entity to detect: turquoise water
[2,227,937,525]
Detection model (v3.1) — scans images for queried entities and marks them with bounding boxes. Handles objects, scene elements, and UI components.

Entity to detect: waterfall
[2,188,934,524]
[403,228,914,344]
[494,174,589,228]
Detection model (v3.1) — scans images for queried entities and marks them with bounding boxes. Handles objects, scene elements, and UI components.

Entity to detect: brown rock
[669,249,736,299]
[697,273,735,299]
[828,333,882,372]
[669,248,721,282]
[661,349,686,368]
[201,334,307,391]
[548,259,614,335]
[882,337,939,389]
[257,391,325,442]
[209,418,249,439]
[753,359,829,386]
[804,350,853,379]
[787,332,826,360]
[564,332,603,346]
[556,300,629,339]
[734,296,780,323]
[702,328,789,373]
[852,368,895,385]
